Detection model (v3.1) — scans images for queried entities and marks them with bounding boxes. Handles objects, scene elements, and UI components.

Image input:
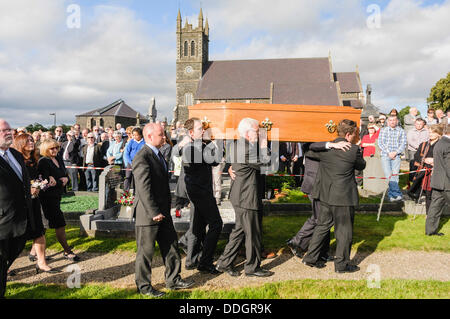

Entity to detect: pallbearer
[215,118,274,277]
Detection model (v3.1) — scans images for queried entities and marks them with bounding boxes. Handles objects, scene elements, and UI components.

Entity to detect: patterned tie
[157,151,167,172]
[2,151,22,180]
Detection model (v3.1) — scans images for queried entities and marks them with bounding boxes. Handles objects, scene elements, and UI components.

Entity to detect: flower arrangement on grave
[30,175,49,199]
[116,190,135,207]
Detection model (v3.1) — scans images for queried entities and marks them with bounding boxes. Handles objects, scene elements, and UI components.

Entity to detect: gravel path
[9,248,450,291]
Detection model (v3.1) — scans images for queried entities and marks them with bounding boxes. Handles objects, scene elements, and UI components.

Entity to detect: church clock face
[185,66,193,74]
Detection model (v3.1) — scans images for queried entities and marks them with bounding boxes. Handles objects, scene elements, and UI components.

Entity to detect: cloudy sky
[0,0,449,128]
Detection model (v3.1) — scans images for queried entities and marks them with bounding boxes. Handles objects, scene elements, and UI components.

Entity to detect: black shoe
[335,265,360,273]
[7,269,18,277]
[215,265,240,277]
[63,252,80,261]
[320,255,335,262]
[245,268,274,277]
[302,260,326,269]
[197,264,220,274]
[185,262,199,270]
[140,287,166,298]
[428,232,444,236]
[35,265,62,274]
[28,254,52,262]
[167,279,194,290]
[286,240,298,256]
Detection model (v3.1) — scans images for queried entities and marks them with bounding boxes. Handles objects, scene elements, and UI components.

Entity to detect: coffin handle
[325,120,337,133]
[201,116,211,129]
[260,118,273,131]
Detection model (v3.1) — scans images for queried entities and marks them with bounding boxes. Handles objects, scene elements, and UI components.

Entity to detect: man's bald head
[0,119,13,150]
[143,123,165,148]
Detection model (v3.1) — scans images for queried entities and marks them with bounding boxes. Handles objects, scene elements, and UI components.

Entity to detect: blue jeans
[84,166,98,191]
[380,155,402,199]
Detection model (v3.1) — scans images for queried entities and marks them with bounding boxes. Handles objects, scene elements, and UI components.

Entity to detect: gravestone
[361,143,387,196]
[98,165,124,210]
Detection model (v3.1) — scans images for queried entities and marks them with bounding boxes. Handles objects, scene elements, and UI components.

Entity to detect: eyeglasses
[87,136,95,139]
[0,129,11,133]
[50,147,59,150]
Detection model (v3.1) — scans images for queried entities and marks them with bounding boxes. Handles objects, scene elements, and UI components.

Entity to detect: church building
[175,9,364,122]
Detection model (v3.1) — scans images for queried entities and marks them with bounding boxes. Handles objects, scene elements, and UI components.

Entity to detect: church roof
[77,99,144,118]
[333,72,362,93]
[195,58,341,106]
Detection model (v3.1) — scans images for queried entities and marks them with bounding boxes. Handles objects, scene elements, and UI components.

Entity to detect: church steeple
[205,17,209,36]
[198,8,204,29]
[177,9,182,31]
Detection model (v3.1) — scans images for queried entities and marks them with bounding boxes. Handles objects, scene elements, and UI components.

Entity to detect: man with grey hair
[0,119,33,298]
[216,118,274,277]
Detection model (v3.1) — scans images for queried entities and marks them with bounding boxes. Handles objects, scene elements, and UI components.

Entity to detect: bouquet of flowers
[30,175,49,199]
[116,190,135,207]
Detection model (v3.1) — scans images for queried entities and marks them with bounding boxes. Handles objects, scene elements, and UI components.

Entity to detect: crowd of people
[0,108,448,298]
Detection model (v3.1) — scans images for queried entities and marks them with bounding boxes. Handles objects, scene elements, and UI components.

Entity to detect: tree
[398,106,420,126]
[25,123,48,133]
[427,72,450,112]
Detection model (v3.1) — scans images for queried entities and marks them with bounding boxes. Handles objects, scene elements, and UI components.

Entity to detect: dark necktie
[157,152,167,171]
[291,143,297,160]
[2,151,22,181]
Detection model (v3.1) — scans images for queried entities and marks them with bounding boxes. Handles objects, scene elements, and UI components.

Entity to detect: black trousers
[425,189,450,235]
[290,196,330,255]
[217,206,262,274]
[187,195,223,267]
[123,164,134,192]
[135,221,181,292]
[0,235,26,298]
[178,204,202,267]
[303,202,354,271]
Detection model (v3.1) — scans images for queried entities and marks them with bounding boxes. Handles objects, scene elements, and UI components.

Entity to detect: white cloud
[0,3,176,127]
[199,0,450,115]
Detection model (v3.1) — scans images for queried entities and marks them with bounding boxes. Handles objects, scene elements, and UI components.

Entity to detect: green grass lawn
[6,279,449,299]
[60,195,98,212]
[33,215,450,255]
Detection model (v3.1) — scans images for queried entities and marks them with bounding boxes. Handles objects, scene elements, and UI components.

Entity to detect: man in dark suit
[286,140,351,259]
[0,119,33,298]
[60,131,81,191]
[178,118,223,274]
[302,119,366,273]
[54,126,66,144]
[279,141,304,187]
[425,124,450,236]
[132,123,193,298]
[98,132,110,168]
[215,118,274,277]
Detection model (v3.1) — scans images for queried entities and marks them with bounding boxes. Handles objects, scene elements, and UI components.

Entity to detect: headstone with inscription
[362,143,387,196]
[98,165,124,211]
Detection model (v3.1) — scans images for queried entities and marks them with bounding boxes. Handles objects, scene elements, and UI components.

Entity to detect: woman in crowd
[123,127,145,191]
[106,131,124,167]
[425,109,438,126]
[38,139,80,261]
[360,124,380,158]
[377,114,387,128]
[12,134,60,273]
[408,124,444,212]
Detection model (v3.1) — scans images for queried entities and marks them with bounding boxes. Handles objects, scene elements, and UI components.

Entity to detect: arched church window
[184,41,188,57]
[191,41,196,56]
[185,93,193,106]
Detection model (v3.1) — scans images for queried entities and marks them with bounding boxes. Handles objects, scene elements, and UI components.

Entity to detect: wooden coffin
[189,102,362,142]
